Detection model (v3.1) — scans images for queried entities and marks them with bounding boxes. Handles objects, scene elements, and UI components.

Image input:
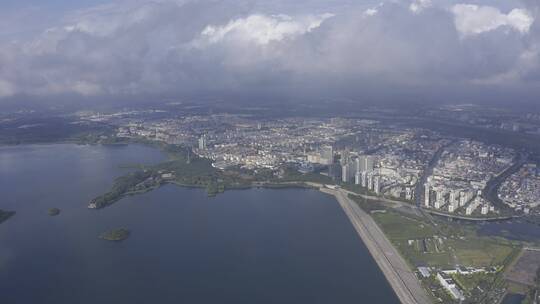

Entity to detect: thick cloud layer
[0,0,539,104]
[451,4,533,36]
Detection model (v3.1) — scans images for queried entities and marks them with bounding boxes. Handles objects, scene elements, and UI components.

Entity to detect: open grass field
[505,249,540,287]
[373,211,436,240]
[371,209,520,268]
[446,237,517,267]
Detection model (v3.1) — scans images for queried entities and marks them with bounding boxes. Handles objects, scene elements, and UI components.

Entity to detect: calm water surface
[478,219,540,242]
[502,293,526,304]
[0,144,399,304]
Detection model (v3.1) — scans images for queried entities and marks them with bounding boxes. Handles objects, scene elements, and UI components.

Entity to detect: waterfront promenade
[321,187,431,304]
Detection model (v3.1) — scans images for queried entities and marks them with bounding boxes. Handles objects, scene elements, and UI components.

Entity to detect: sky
[0,0,539,107]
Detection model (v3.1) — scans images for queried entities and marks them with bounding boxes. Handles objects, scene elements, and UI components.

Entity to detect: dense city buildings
[423,140,515,216]
[77,109,540,220]
[4,104,540,304]
[499,163,540,211]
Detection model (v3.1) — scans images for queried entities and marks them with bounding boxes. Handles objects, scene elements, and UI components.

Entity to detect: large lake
[0,144,399,304]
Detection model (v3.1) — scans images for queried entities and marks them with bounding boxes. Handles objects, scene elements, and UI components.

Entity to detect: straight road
[322,188,432,304]
[415,139,456,207]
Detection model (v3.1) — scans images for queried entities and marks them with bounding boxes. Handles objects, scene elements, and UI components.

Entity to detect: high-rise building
[435,189,445,203]
[342,164,349,183]
[355,155,376,189]
[340,150,350,166]
[328,163,341,181]
[361,171,368,187]
[365,155,375,172]
[348,162,356,182]
[342,161,355,183]
[459,190,473,207]
[198,134,207,150]
[449,191,457,205]
[373,176,380,194]
[320,145,333,165]
[357,155,375,173]
[459,191,466,206]
[424,185,430,207]
[355,172,361,185]
[466,198,481,215]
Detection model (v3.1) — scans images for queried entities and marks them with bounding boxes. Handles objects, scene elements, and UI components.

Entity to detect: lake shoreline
[318,186,431,304]
[0,143,400,303]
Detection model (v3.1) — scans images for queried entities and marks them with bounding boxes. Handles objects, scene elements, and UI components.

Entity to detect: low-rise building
[437,272,465,301]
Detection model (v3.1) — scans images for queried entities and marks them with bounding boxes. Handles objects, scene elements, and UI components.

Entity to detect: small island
[99,228,130,242]
[48,208,61,216]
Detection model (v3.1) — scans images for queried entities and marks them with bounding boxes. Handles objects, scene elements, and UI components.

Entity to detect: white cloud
[0,80,15,97]
[409,0,432,14]
[451,4,534,36]
[199,13,334,45]
[364,3,384,17]
[0,0,539,101]
[364,8,378,16]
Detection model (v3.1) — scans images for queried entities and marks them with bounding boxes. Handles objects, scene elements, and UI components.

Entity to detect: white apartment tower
[198,134,207,150]
[373,176,381,194]
[361,171,368,187]
[424,185,431,207]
